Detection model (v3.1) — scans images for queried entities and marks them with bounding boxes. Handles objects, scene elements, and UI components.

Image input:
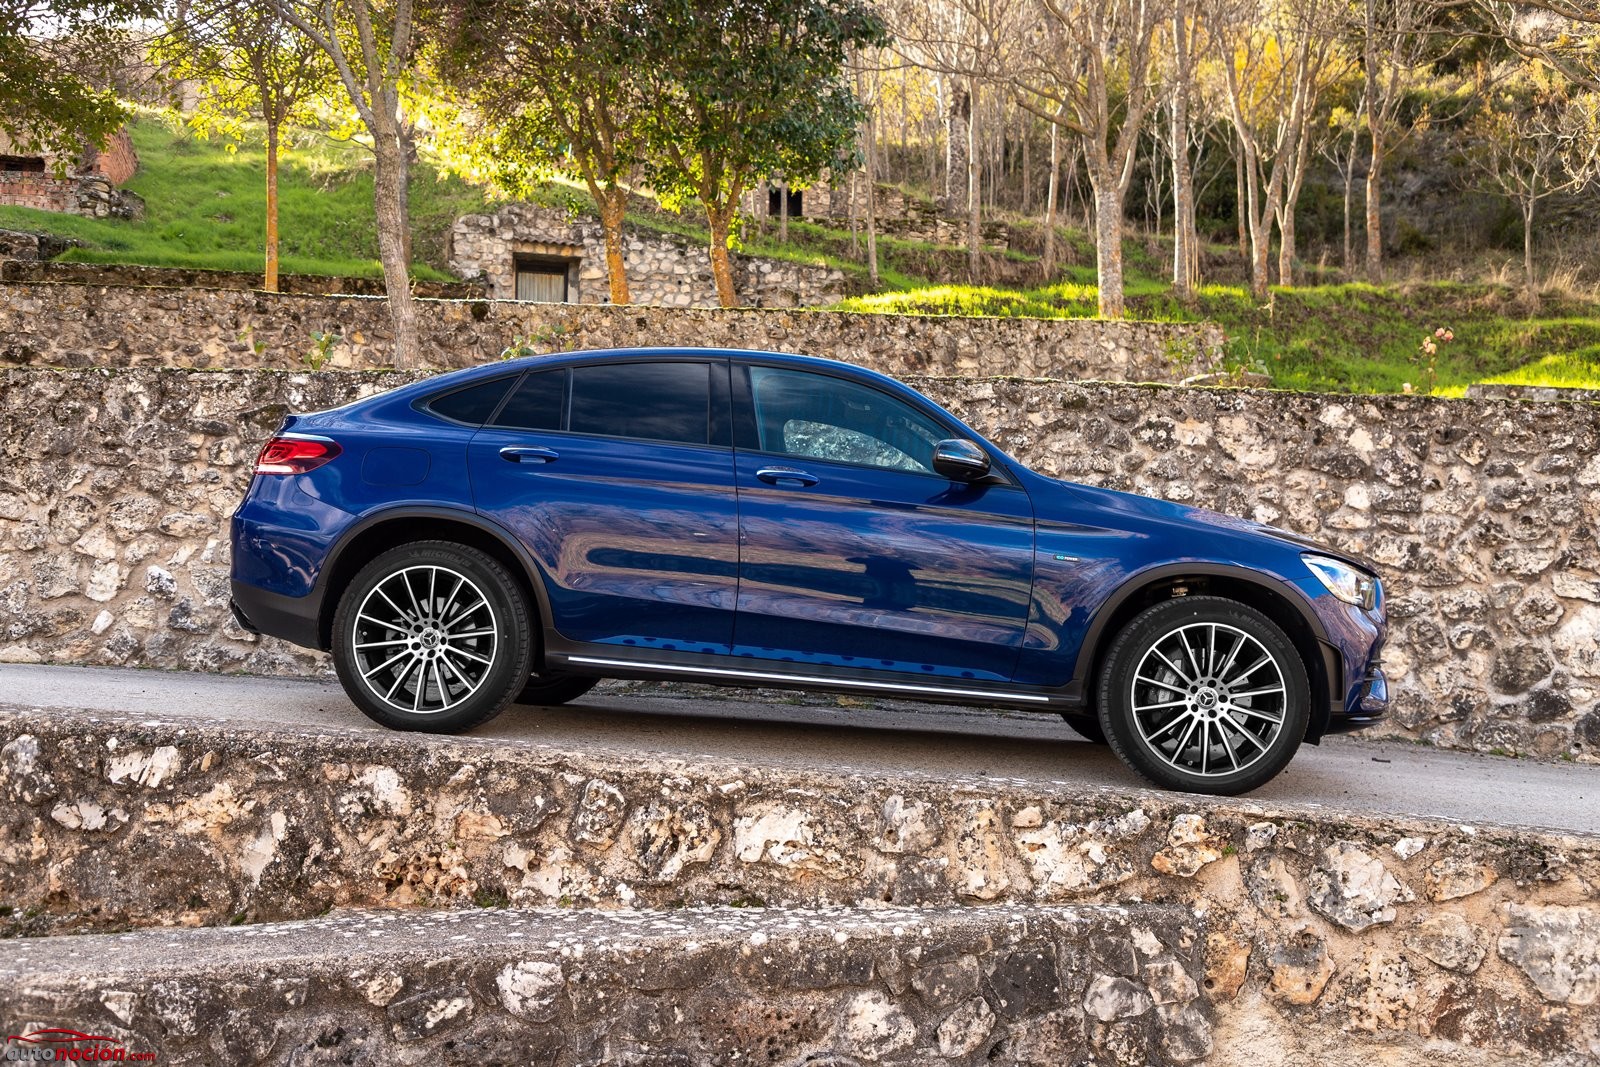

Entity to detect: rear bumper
[230,580,323,651]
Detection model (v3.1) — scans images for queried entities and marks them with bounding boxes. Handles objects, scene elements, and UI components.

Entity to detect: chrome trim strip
[563,655,1052,703]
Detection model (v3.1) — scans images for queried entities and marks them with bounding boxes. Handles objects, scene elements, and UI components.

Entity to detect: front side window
[748,366,945,474]
[569,362,711,445]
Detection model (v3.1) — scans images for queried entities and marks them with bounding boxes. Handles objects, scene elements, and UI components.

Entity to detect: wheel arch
[316,506,553,655]
[1072,563,1338,743]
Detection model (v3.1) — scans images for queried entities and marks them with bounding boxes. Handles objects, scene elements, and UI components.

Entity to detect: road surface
[2,663,1594,837]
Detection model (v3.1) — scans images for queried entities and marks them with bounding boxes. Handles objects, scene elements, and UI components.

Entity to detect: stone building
[448,203,846,308]
[0,128,143,219]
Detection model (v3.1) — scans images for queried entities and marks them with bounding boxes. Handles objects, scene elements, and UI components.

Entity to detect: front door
[468,358,739,653]
[731,364,1036,682]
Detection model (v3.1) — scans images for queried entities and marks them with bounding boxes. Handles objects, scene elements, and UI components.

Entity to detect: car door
[467,357,739,653]
[731,362,1036,682]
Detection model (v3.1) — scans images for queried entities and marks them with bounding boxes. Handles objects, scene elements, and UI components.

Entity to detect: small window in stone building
[0,156,46,174]
[514,254,576,303]
[767,186,803,218]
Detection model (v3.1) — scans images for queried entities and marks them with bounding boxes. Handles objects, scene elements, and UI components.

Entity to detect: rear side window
[425,376,514,425]
[570,362,710,445]
[492,368,568,431]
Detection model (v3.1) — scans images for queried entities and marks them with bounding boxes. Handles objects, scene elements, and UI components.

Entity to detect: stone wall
[0,368,1595,760]
[0,257,487,297]
[0,281,1221,381]
[2,703,1596,1063]
[449,203,848,307]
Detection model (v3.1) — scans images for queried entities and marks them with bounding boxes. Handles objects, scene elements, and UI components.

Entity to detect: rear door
[731,362,1036,682]
[467,357,739,653]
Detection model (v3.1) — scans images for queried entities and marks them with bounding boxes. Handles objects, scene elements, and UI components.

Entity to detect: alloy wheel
[350,564,499,715]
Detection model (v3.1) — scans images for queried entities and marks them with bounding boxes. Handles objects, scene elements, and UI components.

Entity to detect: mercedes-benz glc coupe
[231,348,1387,794]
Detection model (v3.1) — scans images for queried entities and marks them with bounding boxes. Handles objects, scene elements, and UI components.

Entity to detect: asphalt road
[2,663,1596,838]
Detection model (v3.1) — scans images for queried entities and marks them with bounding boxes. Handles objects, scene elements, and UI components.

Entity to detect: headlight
[1304,554,1377,609]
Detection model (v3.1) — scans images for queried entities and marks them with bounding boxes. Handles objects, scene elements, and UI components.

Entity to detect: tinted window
[570,362,710,445]
[749,367,944,473]
[492,368,567,431]
[426,377,514,425]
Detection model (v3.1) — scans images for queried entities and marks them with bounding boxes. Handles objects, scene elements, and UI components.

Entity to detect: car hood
[1042,477,1380,576]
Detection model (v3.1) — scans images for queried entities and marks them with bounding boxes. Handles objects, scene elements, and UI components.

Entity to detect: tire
[332,541,534,733]
[1061,713,1107,744]
[1097,596,1310,795]
[515,672,599,707]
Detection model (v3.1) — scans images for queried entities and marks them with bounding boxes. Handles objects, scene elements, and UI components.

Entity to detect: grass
[832,269,1600,395]
[4,111,1596,395]
[0,111,491,280]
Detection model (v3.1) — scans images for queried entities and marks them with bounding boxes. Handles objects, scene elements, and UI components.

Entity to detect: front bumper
[1326,666,1388,734]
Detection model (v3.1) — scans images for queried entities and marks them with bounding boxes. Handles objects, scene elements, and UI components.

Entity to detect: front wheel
[1097,596,1310,795]
[332,541,534,733]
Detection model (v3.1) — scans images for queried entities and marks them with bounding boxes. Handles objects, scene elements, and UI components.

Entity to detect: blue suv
[230,348,1387,794]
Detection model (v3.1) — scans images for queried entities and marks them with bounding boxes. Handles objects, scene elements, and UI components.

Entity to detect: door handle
[500,446,560,464]
[755,466,819,487]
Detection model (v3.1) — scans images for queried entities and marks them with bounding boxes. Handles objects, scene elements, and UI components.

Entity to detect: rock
[1425,853,1499,901]
[835,990,915,1058]
[1341,950,1417,1033]
[145,565,178,599]
[1244,855,1304,919]
[1406,913,1486,972]
[877,794,940,853]
[1,734,57,804]
[1012,807,1150,899]
[733,804,851,877]
[1150,814,1226,877]
[1203,933,1250,1000]
[1143,959,1198,1006]
[1266,930,1336,1005]
[1498,903,1600,1005]
[1082,974,1153,1021]
[571,778,626,847]
[386,986,473,1041]
[935,996,994,1056]
[954,801,1012,900]
[105,745,182,788]
[623,801,719,883]
[1306,841,1414,931]
[496,961,563,1021]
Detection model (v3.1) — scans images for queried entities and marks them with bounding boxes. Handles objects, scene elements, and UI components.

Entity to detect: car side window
[491,368,567,431]
[748,366,944,474]
[426,376,516,425]
[570,362,710,445]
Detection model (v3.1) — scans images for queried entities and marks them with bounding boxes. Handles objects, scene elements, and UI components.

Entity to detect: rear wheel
[332,541,533,733]
[515,672,599,707]
[1097,596,1309,795]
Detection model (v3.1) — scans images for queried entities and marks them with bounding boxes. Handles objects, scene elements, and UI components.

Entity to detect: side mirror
[932,438,992,483]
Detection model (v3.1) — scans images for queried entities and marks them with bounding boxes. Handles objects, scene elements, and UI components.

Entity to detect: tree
[1464,77,1598,296]
[0,0,156,158]
[1207,0,1341,297]
[640,0,888,307]
[155,3,333,292]
[1167,0,1209,297]
[1478,1,1600,92]
[437,0,650,305]
[1011,0,1171,317]
[274,0,424,367]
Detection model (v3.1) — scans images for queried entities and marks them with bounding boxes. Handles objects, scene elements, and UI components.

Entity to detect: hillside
[1,112,1597,395]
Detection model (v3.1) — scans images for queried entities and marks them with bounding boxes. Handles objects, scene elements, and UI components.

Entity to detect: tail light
[254,436,342,475]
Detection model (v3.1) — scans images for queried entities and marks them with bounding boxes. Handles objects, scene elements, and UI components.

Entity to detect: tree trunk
[1235,137,1249,265]
[848,168,860,256]
[1523,199,1537,297]
[864,111,879,288]
[967,78,980,280]
[1091,168,1126,318]
[945,82,970,213]
[1278,210,1296,287]
[779,176,789,243]
[706,202,739,307]
[1365,138,1384,280]
[372,125,419,368]
[597,187,631,305]
[1342,156,1355,272]
[1043,116,1061,277]
[264,121,280,293]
